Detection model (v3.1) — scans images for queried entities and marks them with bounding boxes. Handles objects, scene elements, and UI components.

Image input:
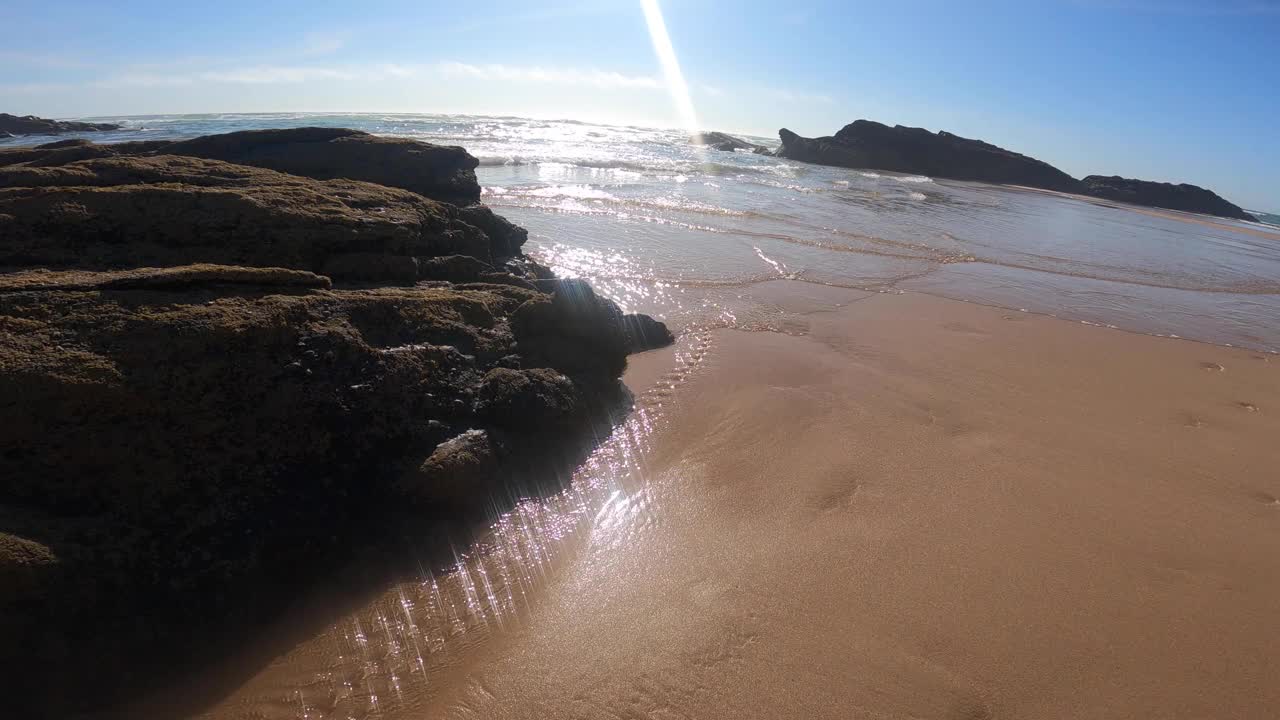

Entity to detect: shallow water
[5,112,1278,350]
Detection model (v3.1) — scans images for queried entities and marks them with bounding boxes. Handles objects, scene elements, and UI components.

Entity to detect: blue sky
[3,0,1277,210]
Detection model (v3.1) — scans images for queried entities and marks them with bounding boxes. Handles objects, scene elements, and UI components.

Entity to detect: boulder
[776,121,1082,192]
[1080,175,1256,222]
[456,203,530,258]
[691,131,769,154]
[398,429,501,503]
[0,154,494,273]
[0,127,674,717]
[474,367,579,429]
[622,311,677,353]
[515,278,631,379]
[0,112,122,135]
[153,127,482,205]
[419,254,494,281]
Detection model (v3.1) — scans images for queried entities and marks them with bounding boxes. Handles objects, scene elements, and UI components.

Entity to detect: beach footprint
[1247,490,1279,508]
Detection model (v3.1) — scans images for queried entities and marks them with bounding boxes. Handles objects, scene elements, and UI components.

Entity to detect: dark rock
[0,113,122,136]
[691,131,768,154]
[514,279,631,379]
[0,127,675,717]
[397,429,500,503]
[0,532,57,605]
[1080,175,1256,222]
[474,367,579,429]
[0,154,493,273]
[478,271,539,291]
[0,138,118,167]
[1,128,480,204]
[322,253,420,285]
[777,121,1082,192]
[622,312,677,353]
[418,254,493,281]
[505,256,557,283]
[456,203,529,258]
[0,264,332,292]
[155,127,482,205]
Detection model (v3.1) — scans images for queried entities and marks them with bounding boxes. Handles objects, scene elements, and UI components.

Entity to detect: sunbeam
[640,0,699,134]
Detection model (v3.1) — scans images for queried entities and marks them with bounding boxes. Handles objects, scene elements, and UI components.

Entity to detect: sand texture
[148,288,1280,720]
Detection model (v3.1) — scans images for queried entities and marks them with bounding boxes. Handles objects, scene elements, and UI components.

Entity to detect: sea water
[6,112,1278,351]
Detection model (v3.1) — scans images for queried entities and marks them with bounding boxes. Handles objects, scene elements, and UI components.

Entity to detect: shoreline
[170,287,1279,719]
[1004,183,1280,241]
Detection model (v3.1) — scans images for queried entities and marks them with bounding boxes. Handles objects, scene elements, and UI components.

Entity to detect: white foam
[527,185,617,200]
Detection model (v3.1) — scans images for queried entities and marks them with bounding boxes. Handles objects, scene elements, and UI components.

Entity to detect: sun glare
[640,0,699,134]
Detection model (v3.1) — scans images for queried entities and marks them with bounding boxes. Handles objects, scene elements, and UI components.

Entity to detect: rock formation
[691,131,770,154]
[0,129,672,717]
[0,112,122,135]
[775,119,1255,221]
[1080,175,1256,222]
[777,120,1081,191]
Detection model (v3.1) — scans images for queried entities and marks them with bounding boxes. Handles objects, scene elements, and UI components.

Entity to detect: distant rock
[0,112,122,135]
[1080,175,1256,222]
[691,131,769,154]
[776,120,1081,192]
[775,119,1256,222]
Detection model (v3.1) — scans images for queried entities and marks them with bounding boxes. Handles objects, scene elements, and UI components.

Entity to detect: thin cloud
[0,81,75,93]
[97,66,368,88]
[89,61,665,91]
[434,62,662,89]
[298,31,349,57]
[0,50,93,69]
[202,66,358,84]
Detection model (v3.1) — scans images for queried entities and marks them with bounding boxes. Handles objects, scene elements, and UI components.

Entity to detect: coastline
[167,286,1280,719]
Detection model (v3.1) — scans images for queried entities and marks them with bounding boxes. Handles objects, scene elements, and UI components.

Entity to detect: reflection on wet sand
[171,331,710,720]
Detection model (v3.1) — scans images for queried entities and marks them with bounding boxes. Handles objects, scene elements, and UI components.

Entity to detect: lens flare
[640,0,699,134]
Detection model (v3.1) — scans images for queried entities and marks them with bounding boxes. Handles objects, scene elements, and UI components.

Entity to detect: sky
[2,0,1277,210]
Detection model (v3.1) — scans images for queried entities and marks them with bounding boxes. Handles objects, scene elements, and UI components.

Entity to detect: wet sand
[177,288,1279,719]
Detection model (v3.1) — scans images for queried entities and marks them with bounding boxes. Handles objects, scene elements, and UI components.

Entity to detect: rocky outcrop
[0,112,122,135]
[0,129,672,717]
[1080,175,1257,222]
[0,154,502,274]
[775,119,1256,221]
[691,131,769,154]
[777,121,1081,192]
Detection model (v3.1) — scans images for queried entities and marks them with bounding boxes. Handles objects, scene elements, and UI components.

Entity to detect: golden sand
[154,287,1280,720]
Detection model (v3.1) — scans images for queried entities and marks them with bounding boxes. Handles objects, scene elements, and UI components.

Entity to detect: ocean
[6,112,1278,352]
